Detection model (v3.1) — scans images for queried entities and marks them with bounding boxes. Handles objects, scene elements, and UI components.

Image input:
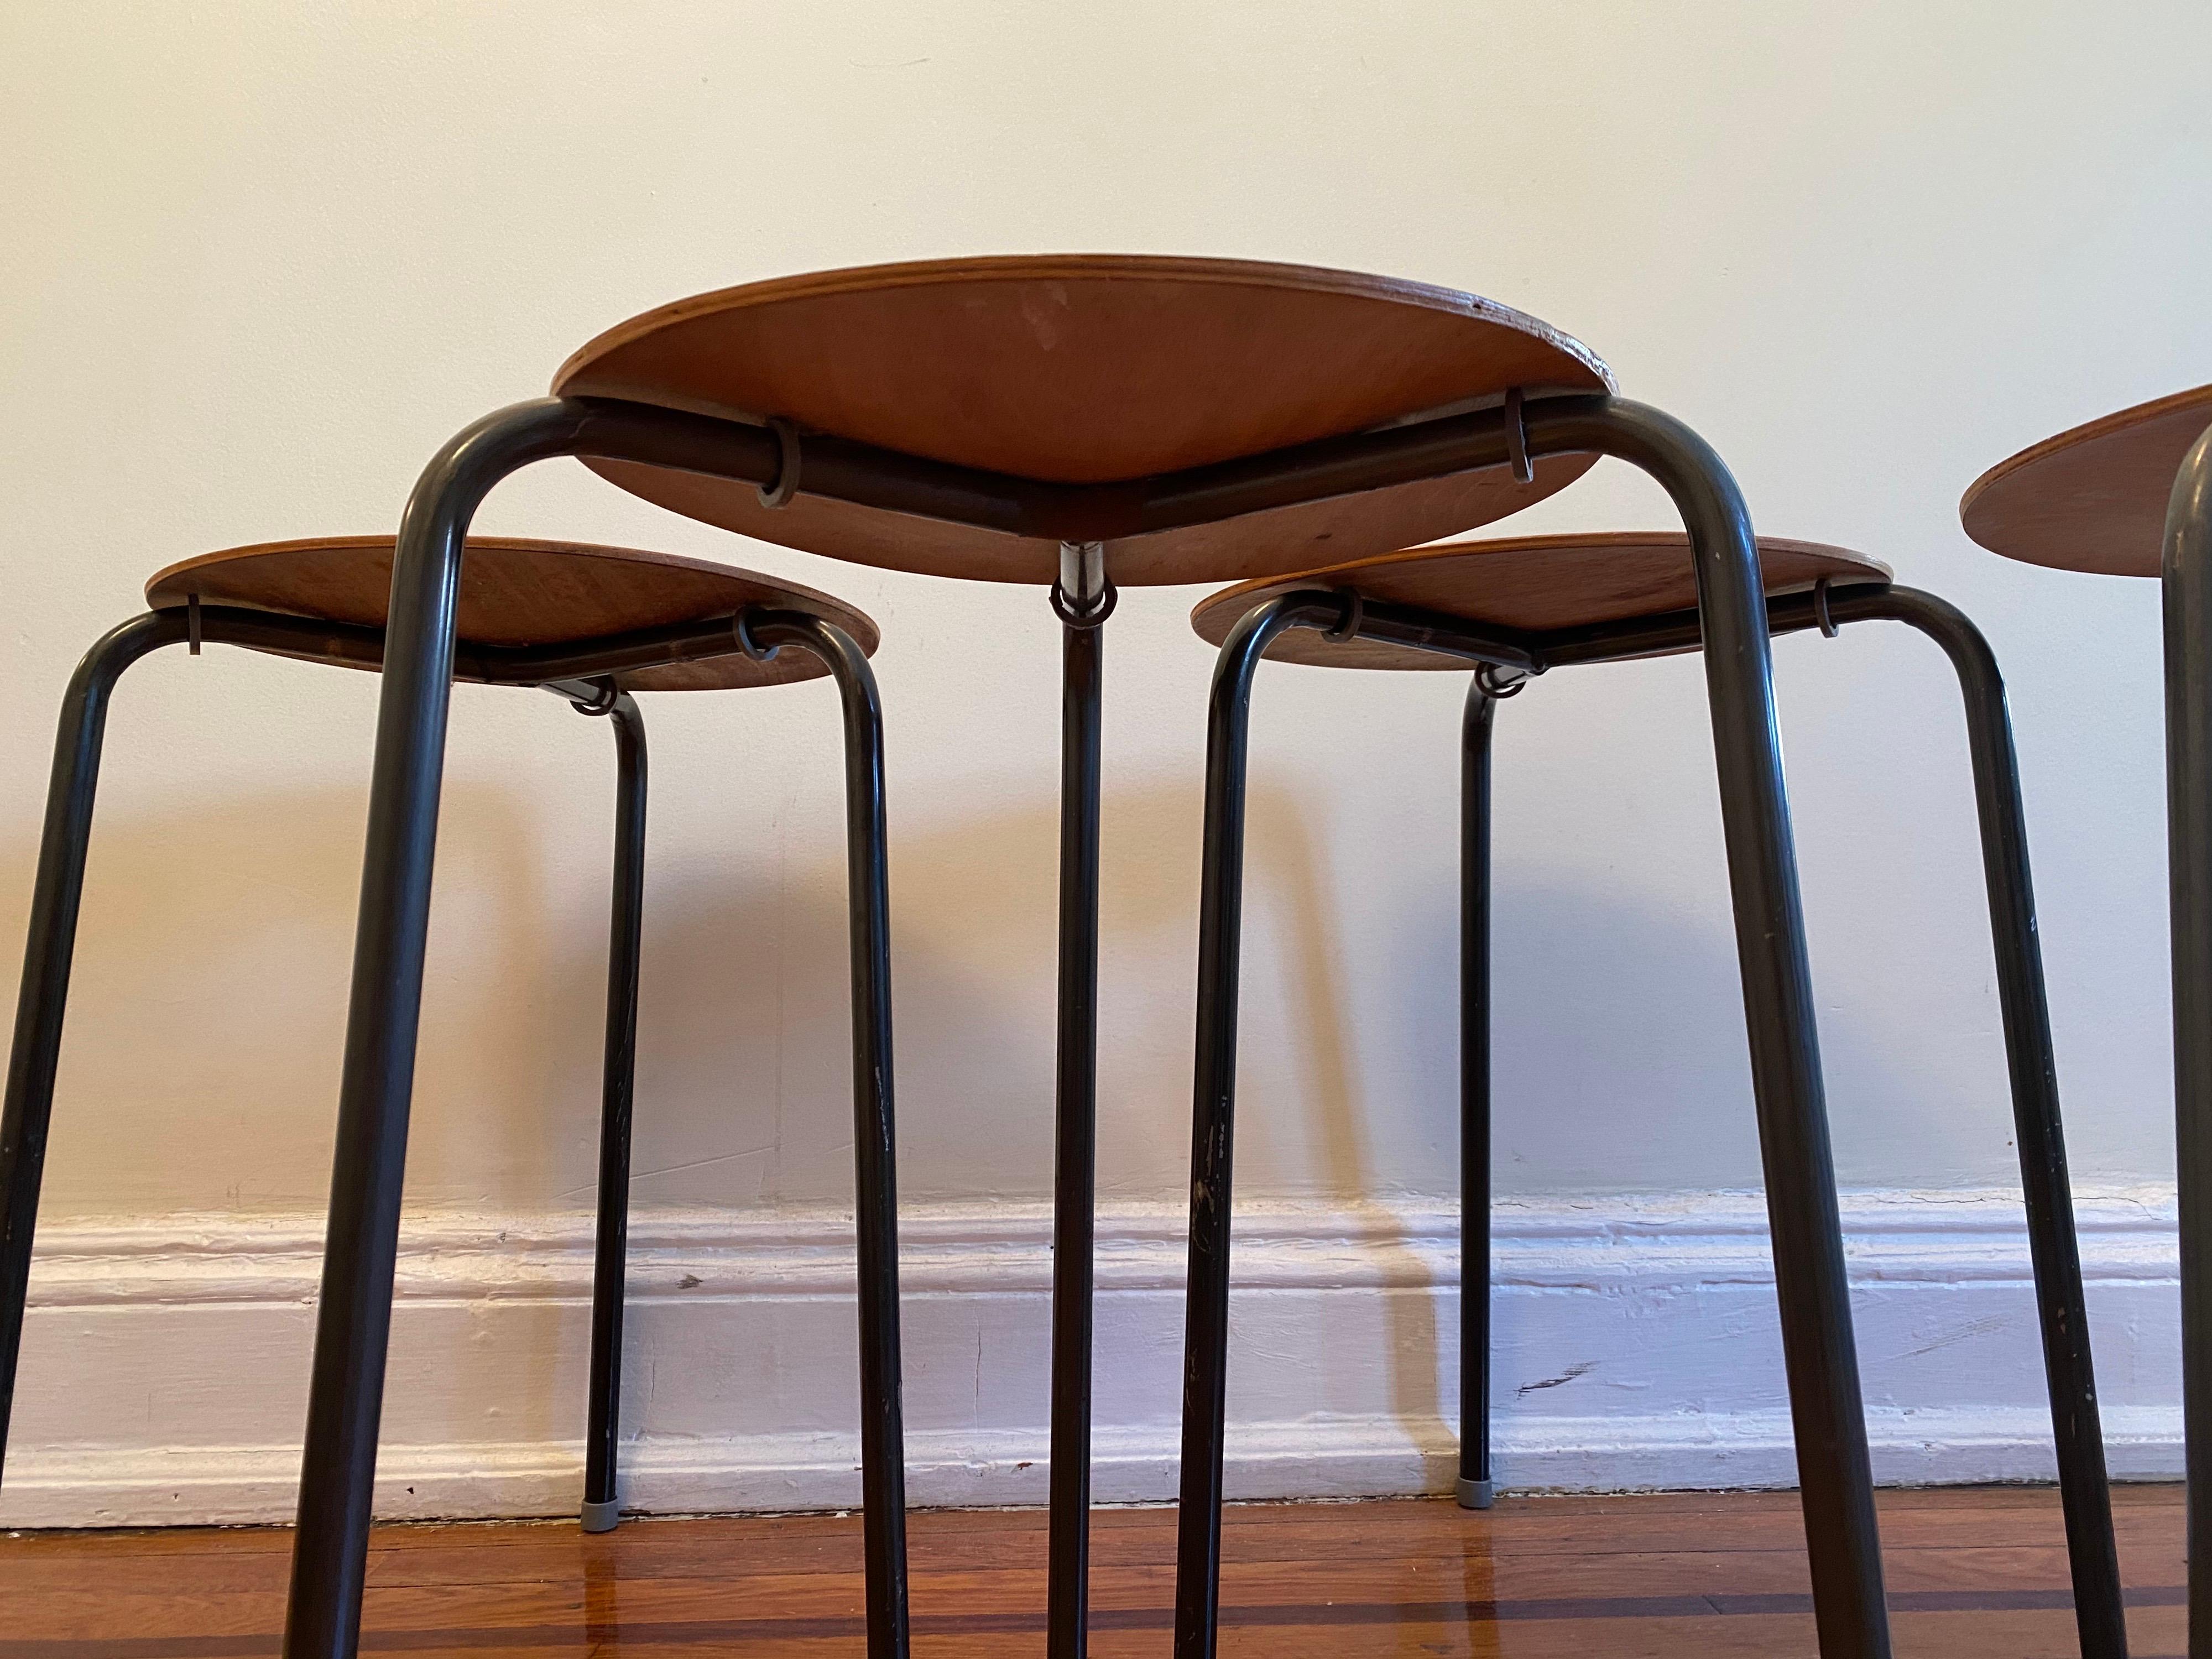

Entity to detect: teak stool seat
[1961,385,2212,577]
[1186,533,2127,1659]
[288,252,1891,1659]
[0,537,911,1651]
[144,535,877,691]
[552,254,1614,586]
[1964,383,2212,1657]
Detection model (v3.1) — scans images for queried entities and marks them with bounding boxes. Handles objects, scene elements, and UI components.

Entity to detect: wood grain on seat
[144,537,877,692]
[1961,385,2212,578]
[552,254,1615,586]
[1190,533,1888,671]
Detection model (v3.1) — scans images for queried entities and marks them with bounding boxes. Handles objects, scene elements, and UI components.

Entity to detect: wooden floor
[0,1485,2185,1657]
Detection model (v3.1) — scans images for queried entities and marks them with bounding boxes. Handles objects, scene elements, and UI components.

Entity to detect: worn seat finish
[552,255,1615,586]
[145,536,877,691]
[1190,531,1888,670]
[1961,385,2212,577]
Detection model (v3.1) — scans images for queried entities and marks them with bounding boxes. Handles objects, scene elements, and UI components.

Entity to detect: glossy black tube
[1173,592,1352,1659]
[1459,682,1497,1512]
[574,390,1529,546]
[0,586,906,1643]
[1123,400,1525,540]
[284,389,1541,556]
[1532,582,1895,667]
[1524,399,1887,1659]
[1862,588,2122,1657]
[0,613,186,1476]
[0,607,399,1477]
[2163,421,2212,1659]
[278,392,948,1656]
[1172,402,1886,1659]
[1048,614,1105,1659]
[0,606,482,1488]
[278,384,1858,1656]
[1344,598,1541,675]
[567,395,1043,538]
[750,611,911,1659]
[285,399,600,1658]
[1453,582,2125,1654]
[580,692,647,1534]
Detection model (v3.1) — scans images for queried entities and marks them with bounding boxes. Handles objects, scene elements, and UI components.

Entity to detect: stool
[319,253,1880,1658]
[1189,531,2127,1659]
[0,536,912,1652]
[1964,383,2212,1656]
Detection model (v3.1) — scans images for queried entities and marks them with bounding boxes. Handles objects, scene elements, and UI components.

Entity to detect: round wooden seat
[551,255,1614,587]
[144,536,877,691]
[1190,533,1889,671]
[1961,385,2212,577]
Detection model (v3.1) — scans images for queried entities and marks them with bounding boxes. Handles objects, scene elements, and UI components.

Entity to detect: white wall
[3,2,2211,1518]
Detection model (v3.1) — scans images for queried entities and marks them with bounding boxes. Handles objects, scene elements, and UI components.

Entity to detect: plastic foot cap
[1457,1477,1495,1510]
[580,1498,622,1533]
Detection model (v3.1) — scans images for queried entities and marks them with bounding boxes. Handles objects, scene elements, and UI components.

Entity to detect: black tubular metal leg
[1468,573,2115,1647]
[750,612,911,1659]
[1173,594,1347,1659]
[1459,682,1497,1512]
[578,691,647,1535]
[2163,421,2212,1659]
[1519,400,1890,1659]
[0,612,188,1479]
[285,400,598,1659]
[1048,545,1110,1659]
[1841,588,2124,1657]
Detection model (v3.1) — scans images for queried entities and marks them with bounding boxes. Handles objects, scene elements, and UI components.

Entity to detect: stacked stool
[519,254,1885,1658]
[1186,531,2127,1659]
[0,535,912,1655]
[0,254,1963,1659]
[1964,384,2212,1657]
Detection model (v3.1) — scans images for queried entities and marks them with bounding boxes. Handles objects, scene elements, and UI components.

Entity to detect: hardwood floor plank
[0,1486,2184,1658]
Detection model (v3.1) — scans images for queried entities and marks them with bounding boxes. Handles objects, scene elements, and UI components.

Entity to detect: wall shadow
[0,669,2071,1472]
[1362,862,2037,1449]
[0,779,565,1214]
[1236,776,1451,1473]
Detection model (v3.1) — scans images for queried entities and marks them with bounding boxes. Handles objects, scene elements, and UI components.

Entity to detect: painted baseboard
[0,1188,2182,1527]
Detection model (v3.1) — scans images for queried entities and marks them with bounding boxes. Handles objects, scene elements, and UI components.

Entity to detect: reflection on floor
[0,1484,2183,1656]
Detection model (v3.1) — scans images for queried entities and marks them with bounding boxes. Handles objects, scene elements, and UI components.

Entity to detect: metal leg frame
[1869,589,2123,1657]
[0,632,668,1549]
[1048,540,1112,1659]
[1457,583,2123,1654]
[283,412,573,1658]
[2163,421,2212,1659]
[1174,594,1347,1659]
[0,612,192,1475]
[750,612,912,1658]
[228,385,1872,1656]
[1458,681,1498,1512]
[256,394,918,1659]
[573,687,647,1536]
[1614,411,1890,1659]
[0,566,906,1659]
[1174,401,1890,1659]
[0,367,2126,1659]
